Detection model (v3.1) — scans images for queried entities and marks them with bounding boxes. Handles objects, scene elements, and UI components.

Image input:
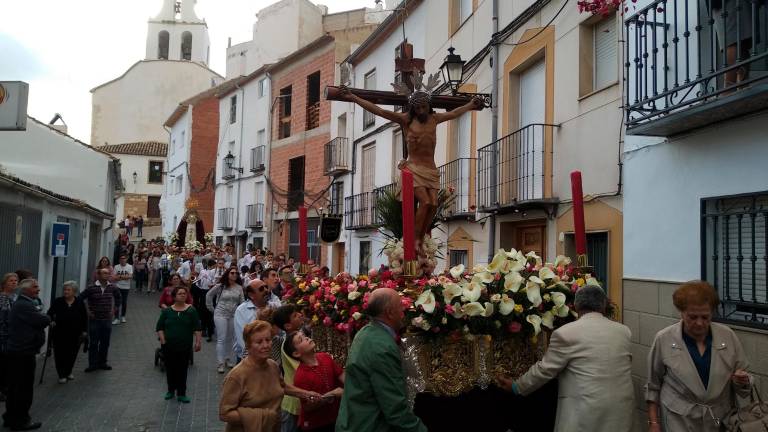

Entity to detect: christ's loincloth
[398,160,440,191]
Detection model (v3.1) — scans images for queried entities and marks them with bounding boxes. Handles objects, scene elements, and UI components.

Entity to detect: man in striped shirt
[79,268,121,372]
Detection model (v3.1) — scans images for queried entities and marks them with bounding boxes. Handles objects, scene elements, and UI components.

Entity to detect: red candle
[401,169,416,261]
[299,206,308,264]
[570,171,587,256]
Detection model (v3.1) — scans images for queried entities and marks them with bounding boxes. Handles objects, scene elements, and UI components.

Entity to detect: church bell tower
[145,0,211,65]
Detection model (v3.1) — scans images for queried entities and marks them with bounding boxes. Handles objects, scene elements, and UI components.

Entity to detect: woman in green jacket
[156,286,202,403]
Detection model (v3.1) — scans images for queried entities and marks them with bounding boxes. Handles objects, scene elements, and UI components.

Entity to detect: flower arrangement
[577,0,630,16]
[166,231,179,245]
[383,237,440,276]
[204,232,214,244]
[185,240,203,251]
[406,249,602,341]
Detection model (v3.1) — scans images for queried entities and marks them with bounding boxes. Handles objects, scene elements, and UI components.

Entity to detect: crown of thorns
[391,71,441,105]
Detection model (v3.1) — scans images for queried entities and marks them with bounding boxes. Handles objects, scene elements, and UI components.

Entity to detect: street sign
[50,222,70,257]
[0,81,29,131]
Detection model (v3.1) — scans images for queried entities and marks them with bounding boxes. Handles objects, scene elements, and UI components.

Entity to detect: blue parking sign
[50,222,70,257]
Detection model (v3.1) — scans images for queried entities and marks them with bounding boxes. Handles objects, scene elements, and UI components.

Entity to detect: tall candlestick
[299,206,308,264]
[401,169,416,261]
[570,171,587,256]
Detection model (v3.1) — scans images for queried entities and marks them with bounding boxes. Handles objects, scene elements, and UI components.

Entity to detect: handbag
[726,386,768,432]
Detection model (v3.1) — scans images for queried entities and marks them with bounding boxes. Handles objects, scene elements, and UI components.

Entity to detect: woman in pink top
[159,274,193,309]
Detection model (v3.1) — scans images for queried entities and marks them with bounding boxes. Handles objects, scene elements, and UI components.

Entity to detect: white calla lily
[451,302,466,319]
[449,264,465,279]
[463,280,483,302]
[472,264,488,274]
[525,281,543,307]
[554,255,572,267]
[503,271,524,292]
[527,314,542,336]
[442,283,463,303]
[538,266,556,281]
[484,302,494,317]
[541,311,555,329]
[529,275,545,286]
[499,294,515,315]
[586,277,600,287]
[487,250,508,273]
[504,248,519,258]
[477,272,495,284]
[415,289,436,314]
[525,250,542,265]
[463,302,485,317]
[551,292,570,317]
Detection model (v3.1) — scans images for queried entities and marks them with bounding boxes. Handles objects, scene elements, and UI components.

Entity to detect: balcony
[217,208,234,230]
[306,102,320,130]
[250,146,265,174]
[221,159,236,180]
[625,0,768,137]
[439,158,477,219]
[324,137,351,176]
[344,192,375,230]
[246,203,264,229]
[477,124,559,214]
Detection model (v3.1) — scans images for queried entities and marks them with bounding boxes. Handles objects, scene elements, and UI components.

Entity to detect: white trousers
[213,315,234,365]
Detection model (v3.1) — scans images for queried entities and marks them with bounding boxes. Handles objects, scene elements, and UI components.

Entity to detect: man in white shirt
[233,279,281,360]
[112,254,133,324]
[177,252,192,285]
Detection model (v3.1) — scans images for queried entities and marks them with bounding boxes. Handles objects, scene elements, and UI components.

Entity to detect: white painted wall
[2,118,113,212]
[162,107,193,235]
[623,113,768,281]
[91,60,222,146]
[146,21,210,64]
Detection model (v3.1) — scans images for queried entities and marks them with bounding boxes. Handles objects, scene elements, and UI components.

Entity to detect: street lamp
[440,47,466,93]
[132,171,138,184]
[439,47,492,108]
[224,151,243,173]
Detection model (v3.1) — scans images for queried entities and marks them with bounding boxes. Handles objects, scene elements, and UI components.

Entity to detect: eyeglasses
[229,272,238,275]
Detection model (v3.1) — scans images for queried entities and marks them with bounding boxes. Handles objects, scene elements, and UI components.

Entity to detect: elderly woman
[0,273,19,400]
[646,280,751,431]
[219,320,319,432]
[156,286,202,403]
[47,281,88,383]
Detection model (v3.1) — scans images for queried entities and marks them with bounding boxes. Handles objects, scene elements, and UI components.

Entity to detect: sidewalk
[29,291,226,431]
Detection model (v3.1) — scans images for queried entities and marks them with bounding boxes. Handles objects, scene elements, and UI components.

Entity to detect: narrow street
[30,293,225,432]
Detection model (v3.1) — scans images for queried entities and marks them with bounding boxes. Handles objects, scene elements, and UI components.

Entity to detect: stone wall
[623,278,768,431]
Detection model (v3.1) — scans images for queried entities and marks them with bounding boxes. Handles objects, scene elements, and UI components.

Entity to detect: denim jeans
[88,319,112,367]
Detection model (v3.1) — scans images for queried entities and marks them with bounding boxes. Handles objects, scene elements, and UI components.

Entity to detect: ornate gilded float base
[489,334,546,381]
[312,325,351,366]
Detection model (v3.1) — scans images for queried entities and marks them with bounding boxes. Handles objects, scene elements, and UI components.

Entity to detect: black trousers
[53,334,80,379]
[164,347,191,396]
[88,319,111,367]
[0,352,8,395]
[192,287,214,336]
[2,353,36,427]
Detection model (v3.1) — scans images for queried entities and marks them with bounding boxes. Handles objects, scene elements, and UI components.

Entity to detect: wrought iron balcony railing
[217,208,234,230]
[439,158,477,218]
[246,203,264,229]
[250,146,265,174]
[221,159,236,180]
[477,124,557,212]
[625,0,768,136]
[344,192,375,230]
[324,137,351,176]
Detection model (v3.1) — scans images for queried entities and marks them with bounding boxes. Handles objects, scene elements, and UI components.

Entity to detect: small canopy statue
[175,198,206,249]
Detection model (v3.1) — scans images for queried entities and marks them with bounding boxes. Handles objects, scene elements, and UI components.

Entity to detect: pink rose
[444,304,455,314]
[368,268,379,278]
[323,317,333,327]
[508,322,522,333]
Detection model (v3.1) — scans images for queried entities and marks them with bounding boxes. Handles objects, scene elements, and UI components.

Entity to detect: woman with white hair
[46,281,88,384]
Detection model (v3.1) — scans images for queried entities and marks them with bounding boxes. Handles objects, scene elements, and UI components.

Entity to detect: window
[181,31,193,61]
[392,130,403,182]
[593,17,618,89]
[329,182,343,215]
[450,0,474,33]
[289,219,320,263]
[257,129,266,146]
[158,31,169,59]
[363,70,376,129]
[147,196,161,218]
[702,192,768,327]
[306,71,321,130]
[359,241,371,274]
[288,156,305,211]
[171,138,175,156]
[148,161,163,184]
[258,78,267,98]
[180,130,185,147]
[279,86,292,139]
[252,236,264,250]
[175,175,183,194]
[229,95,237,124]
[361,144,376,193]
[459,0,473,24]
[449,249,468,268]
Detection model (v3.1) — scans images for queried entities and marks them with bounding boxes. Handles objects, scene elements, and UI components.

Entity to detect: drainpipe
[487,0,500,263]
[235,83,245,255]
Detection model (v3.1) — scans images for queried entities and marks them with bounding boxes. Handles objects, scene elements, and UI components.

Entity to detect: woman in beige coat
[646,281,751,431]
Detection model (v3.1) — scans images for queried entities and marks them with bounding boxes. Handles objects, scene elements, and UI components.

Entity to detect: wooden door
[334,242,345,274]
[516,225,546,257]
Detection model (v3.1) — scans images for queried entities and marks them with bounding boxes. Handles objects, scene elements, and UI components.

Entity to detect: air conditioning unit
[0,81,28,131]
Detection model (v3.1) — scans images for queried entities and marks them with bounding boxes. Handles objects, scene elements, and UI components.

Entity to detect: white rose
[352,312,362,321]
[348,291,362,301]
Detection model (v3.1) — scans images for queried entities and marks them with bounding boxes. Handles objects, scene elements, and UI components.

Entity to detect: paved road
[29,291,226,432]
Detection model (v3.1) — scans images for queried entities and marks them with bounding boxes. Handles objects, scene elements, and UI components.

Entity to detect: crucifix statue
[327,42,483,254]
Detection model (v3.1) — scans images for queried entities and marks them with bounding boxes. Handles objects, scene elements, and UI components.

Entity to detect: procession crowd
[0,236,757,431]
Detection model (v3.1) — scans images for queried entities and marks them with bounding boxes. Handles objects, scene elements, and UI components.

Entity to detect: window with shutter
[594,17,618,89]
[361,144,376,193]
[363,70,376,129]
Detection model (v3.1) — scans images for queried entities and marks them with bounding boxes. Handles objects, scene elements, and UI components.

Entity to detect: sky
[0,0,371,143]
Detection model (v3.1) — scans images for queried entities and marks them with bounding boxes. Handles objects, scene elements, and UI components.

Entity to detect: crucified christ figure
[339,86,483,253]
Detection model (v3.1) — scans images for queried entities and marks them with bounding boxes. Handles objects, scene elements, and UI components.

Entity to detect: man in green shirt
[336,288,426,432]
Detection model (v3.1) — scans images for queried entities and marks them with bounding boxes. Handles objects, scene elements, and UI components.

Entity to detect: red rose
[508,322,522,333]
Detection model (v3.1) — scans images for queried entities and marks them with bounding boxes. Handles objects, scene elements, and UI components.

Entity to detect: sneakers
[67,374,75,380]
[217,364,225,374]
[112,318,120,325]
[164,392,174,400]
[177,395,191,403]
[121,317,127,323]
[58,378,67,384]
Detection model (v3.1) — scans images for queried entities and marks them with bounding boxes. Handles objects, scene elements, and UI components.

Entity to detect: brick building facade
[186,96,219,231]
